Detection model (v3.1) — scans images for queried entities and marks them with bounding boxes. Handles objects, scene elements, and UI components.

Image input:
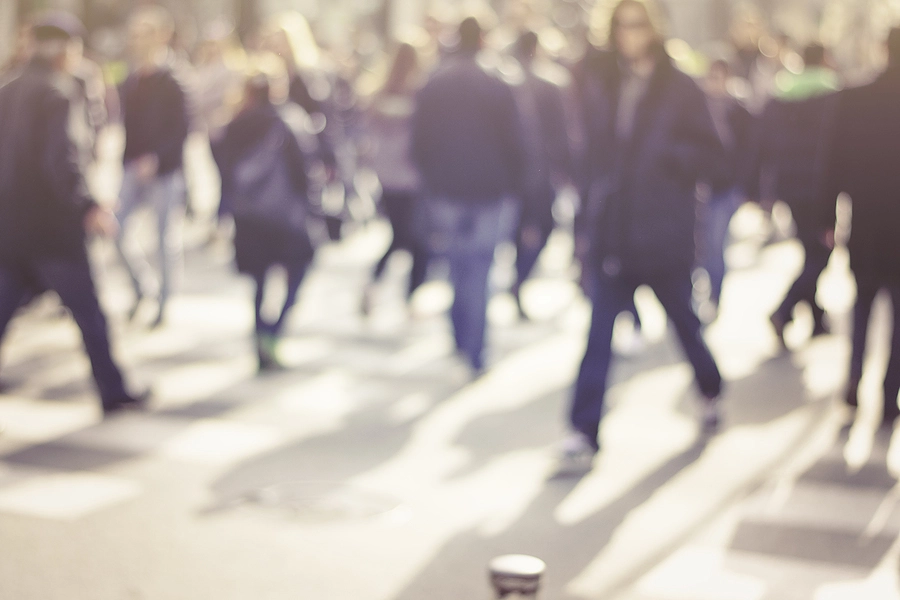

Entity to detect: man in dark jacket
[0,14,145,416]
[411,17,526,373]
[826,29,900,427]
[563,0,728,468]
[115,5,189,328]
[761,44,840,347]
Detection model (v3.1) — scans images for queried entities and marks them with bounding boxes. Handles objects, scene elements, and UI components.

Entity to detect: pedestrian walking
[411,16,526,374]
[561,0,729,469]
[761,43,840,347]
[697,59,755,320]
[212,68,315,371]
[0,13,146,416]
[115,5,190,328]
[826,28,900,427]
[360,42,429,315]
[508,29,574,320]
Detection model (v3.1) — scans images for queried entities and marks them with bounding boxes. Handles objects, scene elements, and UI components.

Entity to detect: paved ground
[0,133,898,599]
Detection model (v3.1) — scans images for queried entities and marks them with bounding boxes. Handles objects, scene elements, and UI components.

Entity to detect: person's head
[381,42,419,95]
[458,16,483,54]
[514,29,539,65]
[128,5,175,65]
[30,11,85,71]
[609,0,666,63]
[887,27,900,69]
[802,42,826,68]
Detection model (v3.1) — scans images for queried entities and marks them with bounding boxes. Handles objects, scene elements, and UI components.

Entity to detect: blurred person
[562,0,728,469]
[697,58,755,319]
[508,29,574,320]
[759,43,840,348]
[0,13,147,416]
[360,42,429,315]
[211,66,315,372]
[115,5,190,328]
[191,20,247,137]
[411,16,526,374]
[262,13,343,236]
[826,28,900,427]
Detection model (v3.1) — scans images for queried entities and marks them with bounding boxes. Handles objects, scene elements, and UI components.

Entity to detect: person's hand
[135,154,159,182]
[84,206,119,238]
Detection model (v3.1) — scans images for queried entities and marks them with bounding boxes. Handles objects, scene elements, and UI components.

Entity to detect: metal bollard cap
[489,554,546,579]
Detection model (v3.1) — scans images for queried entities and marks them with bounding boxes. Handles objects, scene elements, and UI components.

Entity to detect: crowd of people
[0,0,897,472]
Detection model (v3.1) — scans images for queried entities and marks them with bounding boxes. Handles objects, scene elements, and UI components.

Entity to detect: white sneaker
[556,432,598,473]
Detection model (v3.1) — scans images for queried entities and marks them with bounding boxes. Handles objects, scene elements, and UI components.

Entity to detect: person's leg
[650,271,723,401]
[704,189,739,305]
[882,280,900,421]
[407,242,430,299]
[448,247,494,371]
[34,257,132,409]
[114,164,147,308]
[569,272,636,450]
[150,170,185,325]
[773,225,831,327]
[446,201,503,371]
[847,271,879,407]
[0,265,29,381]
[272,264,308,336]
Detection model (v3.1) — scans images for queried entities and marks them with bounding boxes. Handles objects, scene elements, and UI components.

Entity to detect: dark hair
[889,28,900,67]
[458,16,482,53]
[802,43,826,67]
[608,0,666,55]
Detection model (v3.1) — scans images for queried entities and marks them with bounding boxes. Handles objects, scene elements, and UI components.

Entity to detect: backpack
[231,121,307,231]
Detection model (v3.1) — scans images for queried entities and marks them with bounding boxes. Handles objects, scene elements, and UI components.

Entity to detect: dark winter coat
[411,51,526,203]
[212,102,312,277]
[120,63,189,175]
[826,67,900,278]
[574,48,728,276]
[0,58,97,263]
[752,94,838,234]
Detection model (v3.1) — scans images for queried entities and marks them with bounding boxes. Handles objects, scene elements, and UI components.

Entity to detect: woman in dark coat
[213,74,314,370]
[561,0,729,469]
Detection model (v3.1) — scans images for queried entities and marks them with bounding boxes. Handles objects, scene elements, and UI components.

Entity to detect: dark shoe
[102,389,151,418]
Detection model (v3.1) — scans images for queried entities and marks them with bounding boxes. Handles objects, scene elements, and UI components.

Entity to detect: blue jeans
[700,188,741,304]
[426,197,506,370]
[115,165,184,314]
[570,267,723,448]
[0,258,130,408]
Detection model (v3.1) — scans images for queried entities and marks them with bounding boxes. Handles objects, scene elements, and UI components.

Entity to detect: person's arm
[42,88,117,236]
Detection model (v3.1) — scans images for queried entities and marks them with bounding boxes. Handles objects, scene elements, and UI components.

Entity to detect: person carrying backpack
[213,70,315,371]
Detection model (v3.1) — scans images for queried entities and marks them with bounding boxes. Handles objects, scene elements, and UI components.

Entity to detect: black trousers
[848,271,900,417]
[570,267,722,448]
[774,223,832,325]
[0,256,130,408]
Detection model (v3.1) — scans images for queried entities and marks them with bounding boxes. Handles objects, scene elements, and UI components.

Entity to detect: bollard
[488,554,546,599]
